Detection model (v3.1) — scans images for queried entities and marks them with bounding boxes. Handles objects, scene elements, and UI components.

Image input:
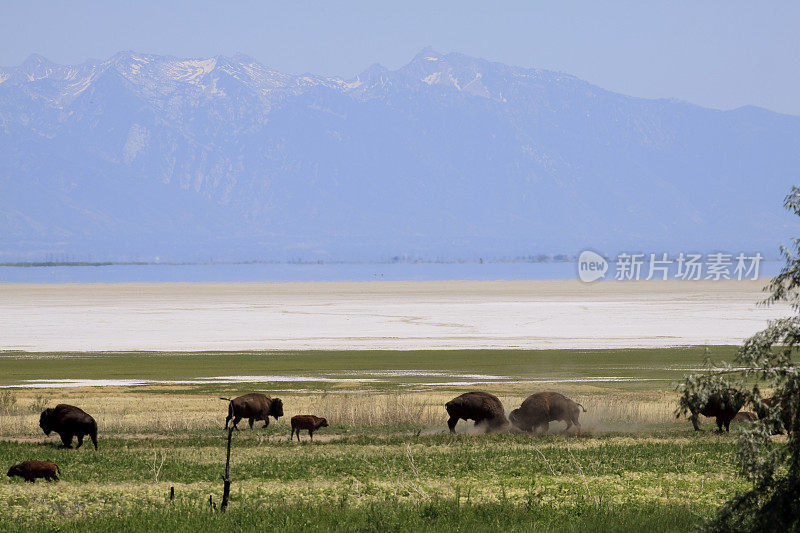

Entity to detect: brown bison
[687,389,745,433]
[445,391,508,434]
[221,393,284,430]
[7,461,60,483]
[757,396,793,435]
[509,392,586,434]
[732,411,757,422]
[39,404,98,450]
[290,415,329,441]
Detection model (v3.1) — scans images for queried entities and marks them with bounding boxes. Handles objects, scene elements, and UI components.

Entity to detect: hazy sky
[2,1,799,115]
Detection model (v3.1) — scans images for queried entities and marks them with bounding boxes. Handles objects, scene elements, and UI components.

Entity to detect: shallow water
[0,372,669,389]
[0,375,386,388]
[0,260,783,283]
[0,261,580,283]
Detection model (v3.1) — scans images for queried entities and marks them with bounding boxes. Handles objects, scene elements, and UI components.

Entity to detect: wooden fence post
[220,426,233,512]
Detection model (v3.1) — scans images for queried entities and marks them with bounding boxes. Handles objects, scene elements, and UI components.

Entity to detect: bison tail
[219,397,231,401]
[576,402,587,413]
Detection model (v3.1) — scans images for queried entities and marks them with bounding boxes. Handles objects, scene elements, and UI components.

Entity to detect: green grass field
[0,348,758,532]
[0,346,737,389]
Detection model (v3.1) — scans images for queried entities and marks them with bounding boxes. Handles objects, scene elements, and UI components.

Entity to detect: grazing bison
[687,389,745,433]
[221,393,284,430]
[445,391,508,434]
[732,411,757,422]
[290,415,329,441]
[7,461,60,483]
[39,404,98,450]
[509,392,586,434]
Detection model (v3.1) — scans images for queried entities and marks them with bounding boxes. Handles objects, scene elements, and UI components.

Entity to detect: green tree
[681,187,800,532]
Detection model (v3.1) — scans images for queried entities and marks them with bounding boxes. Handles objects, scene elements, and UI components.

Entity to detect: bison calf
[290,415,329,441]
[40,404,98,450]
[445,391,508,434]
[7,461,60,483]
[732,411,757,422]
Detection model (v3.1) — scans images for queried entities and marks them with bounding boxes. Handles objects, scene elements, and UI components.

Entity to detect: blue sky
[2,1,799,115]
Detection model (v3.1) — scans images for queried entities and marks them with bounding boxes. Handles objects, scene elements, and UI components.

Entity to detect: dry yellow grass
[0,387,681,437]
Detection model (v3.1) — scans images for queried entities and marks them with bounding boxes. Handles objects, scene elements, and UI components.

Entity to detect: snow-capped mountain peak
[1,49,799,262]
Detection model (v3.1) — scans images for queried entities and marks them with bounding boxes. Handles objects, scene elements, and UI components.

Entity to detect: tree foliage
[684,187,800,532]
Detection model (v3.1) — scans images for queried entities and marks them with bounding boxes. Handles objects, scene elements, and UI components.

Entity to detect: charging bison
[445,391,508,434]
[509,392,586,434]
[221,393,284,430]
[39,404,98,450]
[686,389,745,433]
[7,461,60,483]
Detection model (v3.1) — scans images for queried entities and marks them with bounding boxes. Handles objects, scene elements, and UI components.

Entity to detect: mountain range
[1,48,799,262]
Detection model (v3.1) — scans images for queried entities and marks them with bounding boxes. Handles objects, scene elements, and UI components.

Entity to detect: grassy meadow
[0,347,759,532]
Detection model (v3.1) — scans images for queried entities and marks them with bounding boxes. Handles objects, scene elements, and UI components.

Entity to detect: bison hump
[447,391,505,417]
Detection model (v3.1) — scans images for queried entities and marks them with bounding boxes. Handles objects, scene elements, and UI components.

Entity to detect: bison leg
[563,420,573,433]
[249,417,255,429]
[290,427,294,441]
[447,416,459,434]
[231,416,242,430]
[690,414,701,431]
[59,433,74,448]
[76,434,84,449]
[90,429,98,451]
[263,418,270,429]
[26,477,35,483]
[309,430,314,441]
[296,430,301,442]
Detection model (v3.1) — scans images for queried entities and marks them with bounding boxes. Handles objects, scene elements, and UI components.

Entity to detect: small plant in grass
[0,390,18,414]
[29,393,52,413]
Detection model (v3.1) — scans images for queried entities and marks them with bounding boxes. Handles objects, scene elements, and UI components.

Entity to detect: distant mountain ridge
[1,49,799,262]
